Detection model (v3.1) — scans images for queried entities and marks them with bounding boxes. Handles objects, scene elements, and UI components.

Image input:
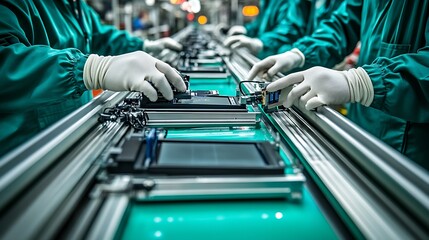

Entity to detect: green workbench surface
[189,77,237,96]
[121,188,336,240]
[119,77,338,239]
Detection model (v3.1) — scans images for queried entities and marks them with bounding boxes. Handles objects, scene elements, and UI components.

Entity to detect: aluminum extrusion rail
[225,47,429,238]
[0,91,130,239]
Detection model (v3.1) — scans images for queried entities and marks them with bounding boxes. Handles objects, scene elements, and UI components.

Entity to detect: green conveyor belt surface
[189,77,238,96]
[119,77,338,240]
[121,189,336,240]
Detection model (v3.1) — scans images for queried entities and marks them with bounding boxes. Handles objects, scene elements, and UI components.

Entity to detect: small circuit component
[262,89,281,111]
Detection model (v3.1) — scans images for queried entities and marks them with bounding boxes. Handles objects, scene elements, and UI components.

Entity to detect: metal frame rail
[0,91,130,239]
[0,27,427,240]
[225,47,429,239]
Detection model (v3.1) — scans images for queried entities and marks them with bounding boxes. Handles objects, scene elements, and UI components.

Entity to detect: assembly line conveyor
[0,26,427,240]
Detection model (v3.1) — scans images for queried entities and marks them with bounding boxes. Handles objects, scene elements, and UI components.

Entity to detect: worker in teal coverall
[223,0,291,58]
[248,0,429,170]
[276,0,345,54]
[224,0,344,58]
[0,0,186,157]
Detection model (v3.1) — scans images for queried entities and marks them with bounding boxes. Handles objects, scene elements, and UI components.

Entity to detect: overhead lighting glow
[146,0,155,6]
[187,13,195,21]
[197,15,207,25]
[170,0,184,4]
[242,5,259,17]
[189,0,201,13]
[181,1,191,12]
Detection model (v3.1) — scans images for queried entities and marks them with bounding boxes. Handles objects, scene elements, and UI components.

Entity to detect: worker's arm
[243,13,262,38]
[258,0,311,58]
[362,43,429,123]
[0,3,88,113]
[292,0,360,69]
[293,0,429,123]
[0,44,88,113]
[0,2,185,113]
[82,3,144,56]
[83,3,181,55]
[280,0,429,123]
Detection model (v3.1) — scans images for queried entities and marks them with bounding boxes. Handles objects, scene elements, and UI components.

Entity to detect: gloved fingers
[247,66,262,81]
[285,83,310,108]
[227,30,240,36]
[231,41,245,49]
[267,62,284,78]
[162,38,183,51]
[247,58,274,81]
[151,72,174,100]
[155,61,186,92]
[138,81,158,102]
[300,89,317,104]
[215,23,229,35]
[227,25,246,36]
[261,72,269,80]
[143,40,156,52]
[223,36,240,47]
[266,72,304,92]
[278,87,291,106]
[305,97,324,110]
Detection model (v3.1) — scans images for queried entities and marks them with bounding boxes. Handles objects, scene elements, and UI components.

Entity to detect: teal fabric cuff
[362,63,387,110]
[72,53,89,95]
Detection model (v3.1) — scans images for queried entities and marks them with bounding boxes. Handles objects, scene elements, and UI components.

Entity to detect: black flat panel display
[108,139,285,175]
[177,96,231,105]
[157,142,266,167]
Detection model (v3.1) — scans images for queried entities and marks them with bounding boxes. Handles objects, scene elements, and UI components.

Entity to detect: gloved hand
[266,67,374,110]
[83,51,186,101]
[143,37,182,54]
[214,23,230,35]
[223,35,263,54]
[227,25,247,36]
[247,49,305,81]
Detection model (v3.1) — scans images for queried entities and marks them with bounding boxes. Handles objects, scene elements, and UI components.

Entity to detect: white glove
[227,25,247,36]
[143,37,182,54]
[83,51,186,101]
[223,35,263,54]
[247,49,305,81]
[214,23,229,35]
[266,67,374,110]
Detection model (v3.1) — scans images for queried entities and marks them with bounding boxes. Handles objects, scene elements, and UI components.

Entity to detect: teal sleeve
[259,0,311,58]
[244,17,261,38]
[0,44,88,112]
[83,3,143,55]
[363,46,429,123]
[293,0,361,68]
[0,3,88,113]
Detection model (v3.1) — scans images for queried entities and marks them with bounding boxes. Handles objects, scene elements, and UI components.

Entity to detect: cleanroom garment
[293,0,429,169]
[277,0,344,54]
[243,0,292,58]
[0,0,143,156]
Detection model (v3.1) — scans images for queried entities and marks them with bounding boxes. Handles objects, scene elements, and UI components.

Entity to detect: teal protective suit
[0,0,143,156]
[243,0,291,58]
[277,0,344,54]
[293,0,429,169]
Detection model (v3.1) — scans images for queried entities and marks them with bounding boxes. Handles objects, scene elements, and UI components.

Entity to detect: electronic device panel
[107,129,285,176]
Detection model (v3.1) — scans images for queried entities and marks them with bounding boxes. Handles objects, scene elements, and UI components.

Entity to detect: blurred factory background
[86,0,260,39]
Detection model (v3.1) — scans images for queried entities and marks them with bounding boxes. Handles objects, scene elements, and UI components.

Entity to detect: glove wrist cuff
[290,48,305,68]
[83,54,98,90]
[344,67,374,106]
[83,54,113,90]
[250,38,263,54]
[143,40,155,52]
